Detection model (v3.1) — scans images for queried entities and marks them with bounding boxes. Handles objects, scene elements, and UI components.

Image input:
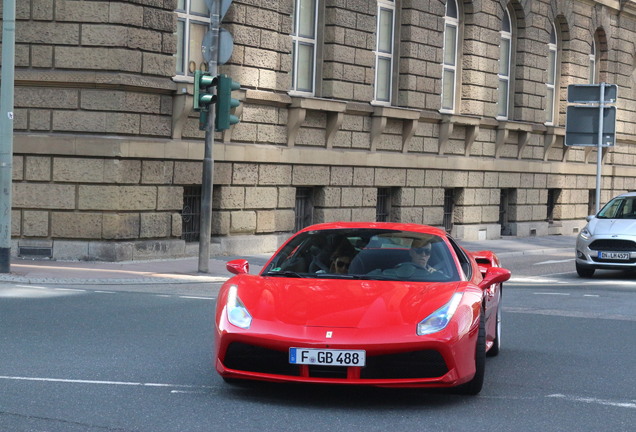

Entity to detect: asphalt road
[1,252,635,432]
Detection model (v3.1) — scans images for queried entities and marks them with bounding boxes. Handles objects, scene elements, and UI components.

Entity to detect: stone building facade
[3,0,636,260]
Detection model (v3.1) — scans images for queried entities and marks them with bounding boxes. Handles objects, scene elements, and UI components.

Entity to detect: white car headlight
[417,292,463,336]
[579,227,591,240]
[226,285,252,329]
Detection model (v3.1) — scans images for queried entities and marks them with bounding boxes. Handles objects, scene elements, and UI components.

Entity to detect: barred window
[295,187,314,231]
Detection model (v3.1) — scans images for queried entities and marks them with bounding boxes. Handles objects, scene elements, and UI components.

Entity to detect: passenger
[330,255,352,274]
[328,239,356,274]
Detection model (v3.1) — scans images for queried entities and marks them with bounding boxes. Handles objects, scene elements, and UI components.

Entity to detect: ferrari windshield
[597,196,636,219]
[262,228,460,282]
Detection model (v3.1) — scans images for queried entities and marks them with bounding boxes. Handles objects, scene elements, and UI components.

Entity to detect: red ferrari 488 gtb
[215,222,510,395]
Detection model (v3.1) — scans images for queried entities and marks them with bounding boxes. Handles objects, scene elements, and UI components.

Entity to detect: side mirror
[478,266,511,290]
[226,259,249,275]
[585,215,595,222]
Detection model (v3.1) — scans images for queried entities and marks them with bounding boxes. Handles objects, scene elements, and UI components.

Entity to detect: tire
[576,262,595,278]
[456,311,486,395]
[487,303,501,358]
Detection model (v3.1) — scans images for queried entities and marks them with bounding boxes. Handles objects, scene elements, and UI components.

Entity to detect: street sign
[218,28,234,65]
[567,84,617,104]
[565,105,615,147]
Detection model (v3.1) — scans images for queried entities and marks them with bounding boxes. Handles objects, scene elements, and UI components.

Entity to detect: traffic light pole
[0,0,16,273]
[198,0,220,273]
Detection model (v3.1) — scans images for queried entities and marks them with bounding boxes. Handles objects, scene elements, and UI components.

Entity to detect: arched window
[374,0,396,104]
[545,22,558,125]
[589,37,599,84]
[441,0,459,112]
[498,8,512,119]
[291,0,319,95]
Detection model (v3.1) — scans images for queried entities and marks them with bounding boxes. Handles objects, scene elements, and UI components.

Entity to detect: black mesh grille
[589,239,636,251]
[224,343,448,380]
[224,343,300,376]
[361,350,448,379]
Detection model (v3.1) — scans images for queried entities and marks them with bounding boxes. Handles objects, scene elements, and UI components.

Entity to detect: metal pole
[198,0,220,273]
[0,0,16,273]
[595,83,605,214]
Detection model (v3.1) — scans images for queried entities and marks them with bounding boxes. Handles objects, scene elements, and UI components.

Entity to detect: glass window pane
[444,24,457,66]
[189,22,208,75]
[442,69,455,110]
[297,43,314,92]
[545,87,554,122]
[498,79,509,117]
[176,20,185,75]
[298,0,316,38]
[547,50,556,85]
[177,0,186,12]
[446,0,458,18]
[376,57,391,101]
[499,38,510,76]
[190,0,208,15]
[502,9,511,33]
[378,8,393,53]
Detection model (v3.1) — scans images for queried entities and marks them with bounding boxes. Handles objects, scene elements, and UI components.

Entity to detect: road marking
[94,290,116,294]
[0,375,214,391]
[583,294,600,297]
[179,296,214,300]
[547,393,636,409]
[533,292,570,296]
[534,259,575,265]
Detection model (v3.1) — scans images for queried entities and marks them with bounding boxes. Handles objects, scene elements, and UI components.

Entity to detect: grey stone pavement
[0,235,577,285]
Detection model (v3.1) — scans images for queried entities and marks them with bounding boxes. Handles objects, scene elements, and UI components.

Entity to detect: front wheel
[576,262,595,278]
[487,304,501,357]
[456,312,486,395]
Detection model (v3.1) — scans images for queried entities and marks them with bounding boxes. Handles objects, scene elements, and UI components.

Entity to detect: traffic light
[193,70,216,130]
[215,74,241,131]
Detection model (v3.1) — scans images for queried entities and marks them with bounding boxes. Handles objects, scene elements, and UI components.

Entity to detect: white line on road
[533,292,570,296]
[547,393,636,409]
[533,259,575,265]
[178,296,214,300]
[0,375,214,391]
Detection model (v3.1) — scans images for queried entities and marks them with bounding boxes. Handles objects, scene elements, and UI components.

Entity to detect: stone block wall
[5,0,636,259]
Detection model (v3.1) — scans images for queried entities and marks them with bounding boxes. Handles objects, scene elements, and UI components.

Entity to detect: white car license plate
[289,348,366,367]
[598,251,630,260]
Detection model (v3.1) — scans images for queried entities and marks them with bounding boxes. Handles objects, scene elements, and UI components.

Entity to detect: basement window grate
[19,247,53,259]
[181,185,202,242]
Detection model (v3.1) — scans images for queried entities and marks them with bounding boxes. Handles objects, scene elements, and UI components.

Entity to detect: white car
[575,192,636,277]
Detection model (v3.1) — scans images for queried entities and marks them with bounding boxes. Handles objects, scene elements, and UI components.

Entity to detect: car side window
[447,237,471,279]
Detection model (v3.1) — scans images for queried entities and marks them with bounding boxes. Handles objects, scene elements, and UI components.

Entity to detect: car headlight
[226,285,252,329]
[417,292,463,336]
[579,227,591,240]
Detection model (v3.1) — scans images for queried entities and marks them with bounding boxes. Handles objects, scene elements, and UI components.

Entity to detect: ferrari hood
[587,217,636,236]
[234,276,462,328]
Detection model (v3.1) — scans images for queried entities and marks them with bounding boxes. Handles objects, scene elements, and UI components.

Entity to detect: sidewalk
[0,235,576,286]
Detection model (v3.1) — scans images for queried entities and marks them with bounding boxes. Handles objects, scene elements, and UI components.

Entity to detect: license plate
[598,251,630,260]
[289,348,366,367]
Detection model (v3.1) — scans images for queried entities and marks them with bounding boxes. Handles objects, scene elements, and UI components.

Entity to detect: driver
[407,241,437,273]
[369,239,442,279]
